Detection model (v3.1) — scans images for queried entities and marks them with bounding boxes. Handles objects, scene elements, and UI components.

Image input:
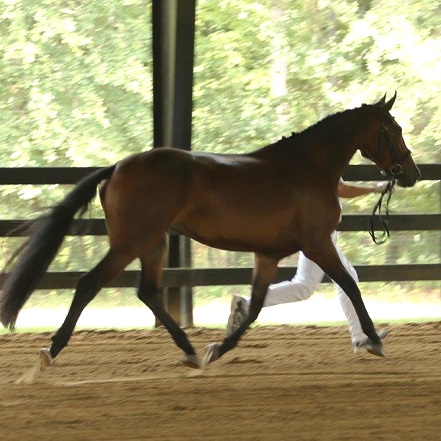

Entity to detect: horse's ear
[383,91,397,111]
[376,93,387,106]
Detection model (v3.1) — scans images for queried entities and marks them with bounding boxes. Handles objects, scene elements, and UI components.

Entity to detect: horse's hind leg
[204,254,279,365]
[137,239,199,368]
[40,250,132,370]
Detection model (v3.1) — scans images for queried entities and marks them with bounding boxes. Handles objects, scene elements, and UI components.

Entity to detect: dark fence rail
[0,164,440,184]
[0,213,440,237]
[0,164,440,288]
[0,264,438,291]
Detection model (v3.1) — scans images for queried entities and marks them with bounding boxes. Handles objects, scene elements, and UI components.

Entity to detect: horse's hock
[0,322,440,441]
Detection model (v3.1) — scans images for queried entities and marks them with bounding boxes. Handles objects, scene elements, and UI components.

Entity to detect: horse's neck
[299,108,372,179]
[255,107,375,181]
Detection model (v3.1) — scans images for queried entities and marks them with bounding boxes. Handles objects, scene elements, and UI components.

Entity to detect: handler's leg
[204,254,279,365]
[331,232,365,343]
[305,237,384,356]
[333,236,390,351]
[264,251,325,306]
[226,251,325,335]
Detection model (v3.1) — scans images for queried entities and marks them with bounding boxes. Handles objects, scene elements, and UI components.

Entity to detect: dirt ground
[0,322,440,441]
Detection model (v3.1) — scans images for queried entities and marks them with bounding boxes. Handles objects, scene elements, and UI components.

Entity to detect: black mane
[273,103,370,146]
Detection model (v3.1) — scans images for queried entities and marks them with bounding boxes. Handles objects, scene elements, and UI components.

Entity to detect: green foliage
[193,0,441,163]
[0,0,152,167]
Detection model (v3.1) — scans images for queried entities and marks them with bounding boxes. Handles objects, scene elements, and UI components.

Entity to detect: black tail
[0,165,116,330]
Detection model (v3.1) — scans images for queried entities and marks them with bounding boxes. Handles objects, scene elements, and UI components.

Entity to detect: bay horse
[0,93,420,371]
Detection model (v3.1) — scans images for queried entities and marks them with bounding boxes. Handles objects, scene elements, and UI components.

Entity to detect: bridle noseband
[376,115,411,179]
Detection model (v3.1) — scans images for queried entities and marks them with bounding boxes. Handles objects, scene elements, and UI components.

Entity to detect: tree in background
[194,0,441,163]
[0,0,152,167]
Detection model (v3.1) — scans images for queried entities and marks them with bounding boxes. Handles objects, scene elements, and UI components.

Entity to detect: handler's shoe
[226,295,249,336]
[353,329,390,355]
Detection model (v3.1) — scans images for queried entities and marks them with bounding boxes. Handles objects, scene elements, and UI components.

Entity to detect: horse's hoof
[181,353,200,369]
[39,348,53,371]
[203,343,221,366]
[366,342,387,357]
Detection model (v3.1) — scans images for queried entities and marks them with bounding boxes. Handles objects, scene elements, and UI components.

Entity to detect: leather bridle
[362,113,411,179]
[378,119,412,178]
[366,113,411,244]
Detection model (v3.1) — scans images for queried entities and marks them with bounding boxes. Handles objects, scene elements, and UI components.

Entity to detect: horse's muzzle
[395,165,421,187]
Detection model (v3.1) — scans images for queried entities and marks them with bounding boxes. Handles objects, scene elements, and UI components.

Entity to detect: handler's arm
[338,179,387,198]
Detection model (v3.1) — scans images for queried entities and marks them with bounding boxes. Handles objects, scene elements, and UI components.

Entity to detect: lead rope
[368,179,396,244]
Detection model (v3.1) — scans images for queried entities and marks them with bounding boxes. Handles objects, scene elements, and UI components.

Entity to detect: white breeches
[264,232,365,342]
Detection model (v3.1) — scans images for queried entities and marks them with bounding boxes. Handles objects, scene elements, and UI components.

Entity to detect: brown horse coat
[0,94,420,369]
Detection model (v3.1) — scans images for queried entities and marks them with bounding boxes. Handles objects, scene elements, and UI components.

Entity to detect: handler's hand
[374,181,390,193]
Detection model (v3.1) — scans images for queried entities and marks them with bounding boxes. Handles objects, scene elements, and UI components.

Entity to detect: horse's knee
[137,285,160,307]
[75,275,100,304]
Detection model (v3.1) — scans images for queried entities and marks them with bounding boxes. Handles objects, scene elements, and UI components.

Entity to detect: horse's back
[111,147,271,197]
[101,146,339,257]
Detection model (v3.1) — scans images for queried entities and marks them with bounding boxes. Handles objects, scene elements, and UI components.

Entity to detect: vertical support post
[152,0,195,327]
[439,181,441,264]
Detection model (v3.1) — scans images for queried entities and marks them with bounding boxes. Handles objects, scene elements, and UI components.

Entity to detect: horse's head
[360,92,420,187]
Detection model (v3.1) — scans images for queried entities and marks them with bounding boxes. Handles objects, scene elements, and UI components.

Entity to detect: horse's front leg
[305,239,384,356]
[203,254,279,366]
